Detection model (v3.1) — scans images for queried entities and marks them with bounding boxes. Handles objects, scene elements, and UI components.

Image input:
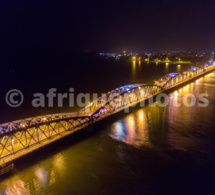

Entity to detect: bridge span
[1,63,215,165]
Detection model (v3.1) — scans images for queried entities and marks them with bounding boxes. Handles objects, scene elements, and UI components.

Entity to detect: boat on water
[0,162,14,176]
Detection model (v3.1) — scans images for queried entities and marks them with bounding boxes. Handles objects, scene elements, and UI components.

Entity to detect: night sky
[1,0,215,57]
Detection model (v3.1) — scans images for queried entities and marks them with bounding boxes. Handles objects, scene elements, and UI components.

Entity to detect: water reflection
[110,110,150,147]
[3,179,30,195]
[0,153,66,195]
[110,72,215,153]
[112,122,124,141]
[165,62,169,72]
[177,64,181,72]
[132,60,136,76]
[35,168,48,188]
[1,72,215,194]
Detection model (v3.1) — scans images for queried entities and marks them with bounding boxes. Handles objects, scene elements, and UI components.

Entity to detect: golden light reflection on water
[165,62,169,72]
[0,154,66,194]
[182,84,190,93]
[53,153,65,173]
[124,114,136,144]
[177,64,181,72]
[3,179,30,195]
[139,110,144,121]
[132,60,136,78]
[173,91,179,99]
[36,167,48,188]
[1,72,215,194]
[111,71,215,151]
[166,73,215,151]
[110,110,149,147]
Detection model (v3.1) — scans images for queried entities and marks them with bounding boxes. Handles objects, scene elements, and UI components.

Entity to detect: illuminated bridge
[0,63,215,165]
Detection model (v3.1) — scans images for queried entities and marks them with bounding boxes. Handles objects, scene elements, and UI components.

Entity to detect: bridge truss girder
[91,85,161,121]
[0,117,90,159]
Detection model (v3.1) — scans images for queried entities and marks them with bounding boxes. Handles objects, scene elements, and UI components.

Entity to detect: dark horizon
[1,0,215,59]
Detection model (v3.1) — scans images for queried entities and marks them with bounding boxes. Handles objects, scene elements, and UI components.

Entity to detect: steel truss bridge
[0,63,215,164]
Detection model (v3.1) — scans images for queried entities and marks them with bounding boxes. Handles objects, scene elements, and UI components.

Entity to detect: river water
[1,56,215,194]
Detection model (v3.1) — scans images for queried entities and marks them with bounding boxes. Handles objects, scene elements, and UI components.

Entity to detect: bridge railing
[0,116,90,159]
[78,84,145,115]
[91,85,162,121]
[1,61,215,161]
[155,65,212,89]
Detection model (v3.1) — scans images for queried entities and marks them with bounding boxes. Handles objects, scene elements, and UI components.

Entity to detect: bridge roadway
[0,63,215,166]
